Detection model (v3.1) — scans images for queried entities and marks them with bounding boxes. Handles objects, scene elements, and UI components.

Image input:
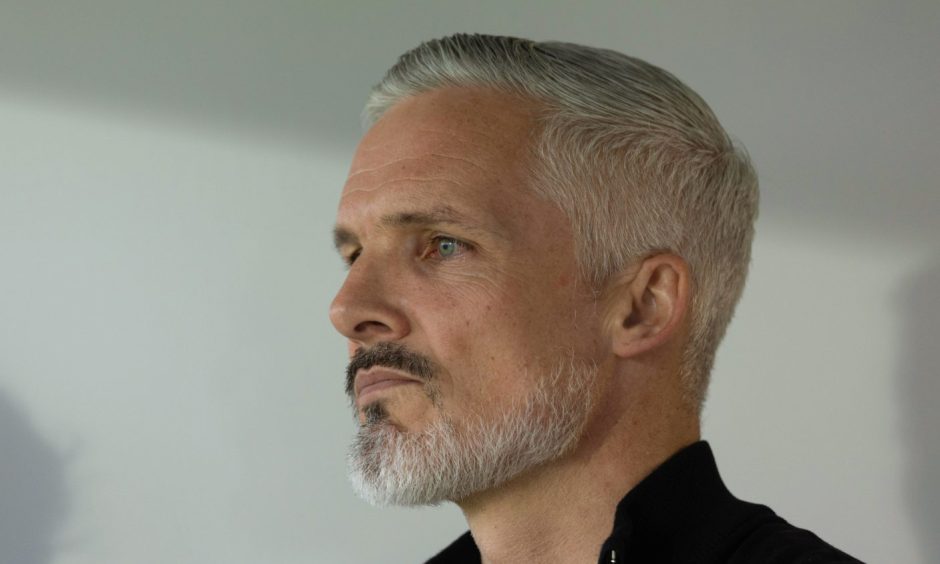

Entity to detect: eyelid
[341,234,473,267]
[425,234,472,260]
[342,248,361,267]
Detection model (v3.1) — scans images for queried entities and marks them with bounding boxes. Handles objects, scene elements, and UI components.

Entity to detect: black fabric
[425,442,861,563]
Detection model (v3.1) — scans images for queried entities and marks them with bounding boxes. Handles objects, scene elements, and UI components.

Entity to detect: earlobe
[606,254,690,359]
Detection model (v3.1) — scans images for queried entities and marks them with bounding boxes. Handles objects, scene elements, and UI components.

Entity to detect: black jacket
[426,442,861,563]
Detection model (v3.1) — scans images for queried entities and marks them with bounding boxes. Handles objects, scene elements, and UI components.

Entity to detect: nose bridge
[329,248,411,344]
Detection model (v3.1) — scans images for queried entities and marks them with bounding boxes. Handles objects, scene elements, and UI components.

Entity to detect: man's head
[330,34,757,506]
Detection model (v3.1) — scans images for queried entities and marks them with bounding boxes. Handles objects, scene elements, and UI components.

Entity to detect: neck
[456,382,700,564]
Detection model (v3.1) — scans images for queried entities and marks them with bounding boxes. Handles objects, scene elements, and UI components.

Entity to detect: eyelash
[344,249,361,267]
[343,235,471,267]
[422,235,471,261]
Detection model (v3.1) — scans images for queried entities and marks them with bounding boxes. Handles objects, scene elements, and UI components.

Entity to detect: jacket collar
[599,441,753,562]
[428,441,755,563]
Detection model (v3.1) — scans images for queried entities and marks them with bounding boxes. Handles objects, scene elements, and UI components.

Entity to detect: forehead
[337,87,540,230]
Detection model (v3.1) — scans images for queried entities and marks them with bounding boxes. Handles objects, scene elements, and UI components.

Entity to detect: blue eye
[437,237,458,257]
[428,236,468,260]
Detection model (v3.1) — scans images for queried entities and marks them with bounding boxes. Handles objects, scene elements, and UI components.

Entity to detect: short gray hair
[363,34,759,412]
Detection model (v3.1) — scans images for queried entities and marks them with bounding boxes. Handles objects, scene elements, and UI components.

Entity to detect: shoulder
[717,507,862,564]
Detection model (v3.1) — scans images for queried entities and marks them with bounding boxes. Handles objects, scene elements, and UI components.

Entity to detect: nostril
[354,320,393,335]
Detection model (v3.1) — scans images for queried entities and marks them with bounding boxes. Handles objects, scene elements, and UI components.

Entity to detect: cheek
[409,257,594,399]
[413,287,524,397]
[428,288,569,402]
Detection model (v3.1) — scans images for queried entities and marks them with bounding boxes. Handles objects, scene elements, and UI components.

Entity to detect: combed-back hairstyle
[363,34,759,412]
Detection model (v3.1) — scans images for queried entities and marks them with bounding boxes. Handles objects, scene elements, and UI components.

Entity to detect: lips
[354,368,423,405]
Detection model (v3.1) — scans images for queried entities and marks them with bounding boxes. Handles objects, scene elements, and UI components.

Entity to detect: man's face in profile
[330,87,607,506]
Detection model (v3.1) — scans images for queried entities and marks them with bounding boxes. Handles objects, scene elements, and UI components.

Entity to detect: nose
[329,253,411,346]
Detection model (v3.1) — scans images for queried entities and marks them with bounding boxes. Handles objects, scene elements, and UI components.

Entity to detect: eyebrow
[332,205,488,252]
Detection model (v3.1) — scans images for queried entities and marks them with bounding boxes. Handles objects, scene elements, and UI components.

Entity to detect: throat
[458,450,621,564]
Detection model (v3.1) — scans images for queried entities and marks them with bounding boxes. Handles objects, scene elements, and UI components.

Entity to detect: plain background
[1,2,937,563]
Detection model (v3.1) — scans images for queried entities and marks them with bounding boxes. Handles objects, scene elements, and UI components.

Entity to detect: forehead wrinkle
[357,126,515,154]
[342,177,470,197]
[347,154,489,182]
[425,153,489,173]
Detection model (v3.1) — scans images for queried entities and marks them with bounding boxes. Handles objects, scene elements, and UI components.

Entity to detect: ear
[604,254,691,359]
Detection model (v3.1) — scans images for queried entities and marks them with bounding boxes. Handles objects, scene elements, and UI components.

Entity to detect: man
[330,34,858,563]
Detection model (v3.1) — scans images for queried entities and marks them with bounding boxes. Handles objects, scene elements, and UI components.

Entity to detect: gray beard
[346,354,598,507]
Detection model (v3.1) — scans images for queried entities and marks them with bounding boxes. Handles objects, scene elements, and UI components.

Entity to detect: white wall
[706,226,937,564]
[1,2,937,563]
[0,93,469,564]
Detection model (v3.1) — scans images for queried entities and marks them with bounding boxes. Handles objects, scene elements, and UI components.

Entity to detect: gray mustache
[345,342,436,397]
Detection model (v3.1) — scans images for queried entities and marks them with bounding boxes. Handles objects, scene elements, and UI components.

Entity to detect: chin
[347,355,599,507]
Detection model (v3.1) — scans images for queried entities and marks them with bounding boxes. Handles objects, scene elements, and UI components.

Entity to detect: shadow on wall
[898,257,940,563]
[0,387,69,564]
